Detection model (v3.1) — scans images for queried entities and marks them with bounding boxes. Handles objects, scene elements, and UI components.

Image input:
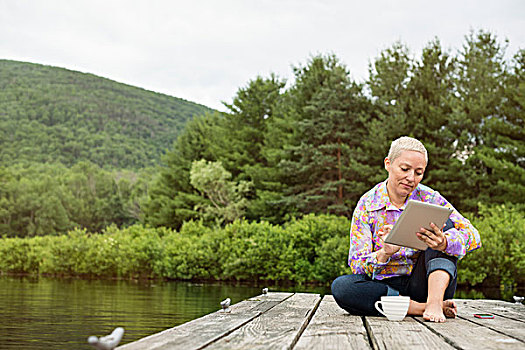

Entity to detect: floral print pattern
[348,180,481,280]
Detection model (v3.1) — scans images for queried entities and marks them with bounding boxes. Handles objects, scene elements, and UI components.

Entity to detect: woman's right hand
[377,224,401,261]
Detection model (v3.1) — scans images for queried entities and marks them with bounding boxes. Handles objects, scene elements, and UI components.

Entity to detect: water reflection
[0,276,263,349]
[0,275,521,349]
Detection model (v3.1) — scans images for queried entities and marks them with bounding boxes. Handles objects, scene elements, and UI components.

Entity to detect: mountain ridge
[0,59,215,169]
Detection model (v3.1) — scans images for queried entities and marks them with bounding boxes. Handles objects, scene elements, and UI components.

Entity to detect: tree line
[144,30,524,229]
[0,162,152,236]
[1,30,523,238]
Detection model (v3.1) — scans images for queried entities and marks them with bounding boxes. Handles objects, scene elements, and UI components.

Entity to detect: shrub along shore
[1,204,523,288]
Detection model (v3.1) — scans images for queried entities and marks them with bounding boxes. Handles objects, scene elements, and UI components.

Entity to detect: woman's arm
[431,193,482,259]
[348,204,398,278]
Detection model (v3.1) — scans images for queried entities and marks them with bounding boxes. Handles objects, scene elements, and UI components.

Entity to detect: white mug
[374,296,410,321]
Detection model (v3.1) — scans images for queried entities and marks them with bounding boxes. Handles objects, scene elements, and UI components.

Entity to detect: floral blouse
[348,180,481,280]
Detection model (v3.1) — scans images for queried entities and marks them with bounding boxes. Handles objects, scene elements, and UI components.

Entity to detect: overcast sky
[1,0,524,111]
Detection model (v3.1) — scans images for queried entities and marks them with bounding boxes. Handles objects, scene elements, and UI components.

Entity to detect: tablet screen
[384,200,453,250]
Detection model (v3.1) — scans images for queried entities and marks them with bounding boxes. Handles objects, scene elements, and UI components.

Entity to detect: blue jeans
[331,221,458,316]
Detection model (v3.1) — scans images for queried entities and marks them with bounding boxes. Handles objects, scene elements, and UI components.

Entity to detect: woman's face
[384,150,427,203]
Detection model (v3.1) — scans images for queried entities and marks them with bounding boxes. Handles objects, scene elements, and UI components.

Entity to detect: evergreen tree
[473,48,525,204]
[453,30,508,211]
[143,113,221,229]
[402,39,467,206]
[364,43,414,185]
[219,76,289,222]
[218,75,286,178]
[244,89,296,223]
[276,55,372,217]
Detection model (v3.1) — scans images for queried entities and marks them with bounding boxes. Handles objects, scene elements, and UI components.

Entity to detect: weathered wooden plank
[456,299,525,323]
[365,316,456,350]
[294,295,371,350]
[415,314,525,350]
[455,302,525,342]
[117,292,293,350]
[204,292,321,349]
[117,294,525,350]
[247,292,297,303]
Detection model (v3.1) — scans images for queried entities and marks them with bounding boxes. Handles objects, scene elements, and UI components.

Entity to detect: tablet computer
[384,200,453,250]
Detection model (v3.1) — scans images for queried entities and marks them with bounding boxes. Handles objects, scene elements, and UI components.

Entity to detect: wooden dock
[117,292,525,350]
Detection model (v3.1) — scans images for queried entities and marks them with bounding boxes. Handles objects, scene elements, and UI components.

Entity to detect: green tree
[452,30,509,211]
[114,167,156,224]
[401,39,467,207]
[143,113,221,229]
[0,165,72,237]
[62,161,125,232]
[471,48,525,205]
[364,42,414,185]
[190,159,252,225]
[218,75,286,178]
[276,54,372,216]
[219,75,288,222]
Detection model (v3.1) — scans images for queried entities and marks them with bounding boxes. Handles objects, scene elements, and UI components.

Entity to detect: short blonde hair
[387,136,428,163]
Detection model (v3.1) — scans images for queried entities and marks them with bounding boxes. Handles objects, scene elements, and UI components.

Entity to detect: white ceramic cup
[374,296,410,321]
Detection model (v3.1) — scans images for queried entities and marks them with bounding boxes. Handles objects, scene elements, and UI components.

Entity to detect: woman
[331,136,481,322]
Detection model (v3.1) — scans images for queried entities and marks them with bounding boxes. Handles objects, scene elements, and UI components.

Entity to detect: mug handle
[374,301,387,317]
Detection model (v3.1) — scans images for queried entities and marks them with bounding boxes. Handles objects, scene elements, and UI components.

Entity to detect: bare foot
[423,300,446,322]
[443,300,457,318]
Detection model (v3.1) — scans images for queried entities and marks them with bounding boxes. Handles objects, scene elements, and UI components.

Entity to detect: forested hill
[0,60,214,169]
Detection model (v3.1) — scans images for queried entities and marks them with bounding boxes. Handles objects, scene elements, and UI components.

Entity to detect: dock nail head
[88,327,125,350]
[513,296,524,305]
[221,298,231,313]
[262,288,268,295]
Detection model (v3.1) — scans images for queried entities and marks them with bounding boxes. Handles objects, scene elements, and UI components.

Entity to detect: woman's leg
[331,274,404,315]
[423,270,455,322]
[407,248,458,302]
[406,220,459,321]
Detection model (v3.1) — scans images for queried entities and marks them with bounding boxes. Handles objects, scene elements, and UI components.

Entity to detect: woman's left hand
[416,222,448,251]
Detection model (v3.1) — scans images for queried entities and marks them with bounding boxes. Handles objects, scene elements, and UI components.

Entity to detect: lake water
[0,276,328,349]
[0,275,517,349]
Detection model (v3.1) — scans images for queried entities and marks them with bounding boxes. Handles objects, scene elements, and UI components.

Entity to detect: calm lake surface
[0,275,518,349]
[0,276,328,349]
